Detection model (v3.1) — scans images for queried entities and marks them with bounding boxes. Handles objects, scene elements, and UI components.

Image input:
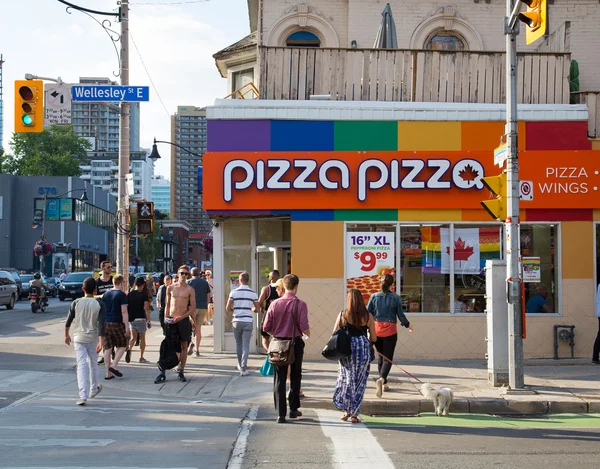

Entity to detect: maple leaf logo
[446,237,475,263]
[458,164,479,185]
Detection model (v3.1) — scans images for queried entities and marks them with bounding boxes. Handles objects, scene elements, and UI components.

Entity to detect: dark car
[0,269,23,300]
[58,272,94,301]
[0,270,18,309]
[46,277,59,297]
[20,274,35,298]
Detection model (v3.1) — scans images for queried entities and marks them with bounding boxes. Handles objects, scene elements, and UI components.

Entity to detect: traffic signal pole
[505,0,524,390]
[116,0,131,277]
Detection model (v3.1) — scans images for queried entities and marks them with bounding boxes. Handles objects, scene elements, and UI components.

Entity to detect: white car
[0,270,18,309]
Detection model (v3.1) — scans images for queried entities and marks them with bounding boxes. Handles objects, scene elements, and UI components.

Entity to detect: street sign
[519,180,534,201]
[494,142,508,167]
[45,83,72,125]
[71,85,149,102]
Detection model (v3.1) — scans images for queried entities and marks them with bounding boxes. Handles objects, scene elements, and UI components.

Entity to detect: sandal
[341,412,350,421]
[351,415,361,424]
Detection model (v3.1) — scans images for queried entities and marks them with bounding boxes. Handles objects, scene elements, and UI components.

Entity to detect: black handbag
[321,312,352,361]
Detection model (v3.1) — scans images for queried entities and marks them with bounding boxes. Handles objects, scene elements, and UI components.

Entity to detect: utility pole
[116,0,131,277]
[505,0,524,390]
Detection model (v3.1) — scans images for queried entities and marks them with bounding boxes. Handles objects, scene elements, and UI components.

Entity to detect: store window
[522,224,558,314]
[258,219,291,244]
[223,247,253,333]
[224,220,252,246]
[346,223,503,313]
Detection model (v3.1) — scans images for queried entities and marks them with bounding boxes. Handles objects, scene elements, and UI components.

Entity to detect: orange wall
[561,221,594,279]
[291,221,344,278]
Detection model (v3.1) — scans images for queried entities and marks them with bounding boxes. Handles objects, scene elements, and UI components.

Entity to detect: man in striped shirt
[226,272,260,376]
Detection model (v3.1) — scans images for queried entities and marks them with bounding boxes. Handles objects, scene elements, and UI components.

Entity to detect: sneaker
[195,351,200,358]
[90,385,102,398]
[236,364,242,371]
[175,366,181,373]
[383,384,390,392]
[375,377,384,398]
[188,343,195,356]
[240,370,250,377]
[76,398,86,406]
[178,371,187,382]
[125,349,131,363]
[139,357,150,364]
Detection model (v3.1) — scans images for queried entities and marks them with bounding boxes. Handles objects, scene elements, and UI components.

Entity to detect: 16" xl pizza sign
[202,150,600,210]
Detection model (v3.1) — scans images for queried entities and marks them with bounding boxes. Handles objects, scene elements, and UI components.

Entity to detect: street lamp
[149,137,203,159]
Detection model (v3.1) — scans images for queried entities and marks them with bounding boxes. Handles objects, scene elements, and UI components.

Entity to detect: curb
[302,398,599,416]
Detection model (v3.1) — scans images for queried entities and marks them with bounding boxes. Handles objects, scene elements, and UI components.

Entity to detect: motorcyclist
[30,273,49,306]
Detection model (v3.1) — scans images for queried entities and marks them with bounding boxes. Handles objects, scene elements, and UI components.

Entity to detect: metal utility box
[486,260,509,386]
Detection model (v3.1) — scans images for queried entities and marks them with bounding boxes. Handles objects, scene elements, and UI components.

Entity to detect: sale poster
[522,257,541,283]
[346,232,395,301]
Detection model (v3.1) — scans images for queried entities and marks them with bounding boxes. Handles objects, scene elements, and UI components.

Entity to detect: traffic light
[14,79,44,132]
[518,0,547,45]
[481,173,507,221]
[136,201,154,235]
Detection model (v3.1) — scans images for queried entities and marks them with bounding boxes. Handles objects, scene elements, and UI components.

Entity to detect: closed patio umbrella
[373,3,398,49]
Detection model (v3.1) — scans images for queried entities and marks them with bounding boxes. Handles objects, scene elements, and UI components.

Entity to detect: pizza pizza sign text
[223,158,485,202]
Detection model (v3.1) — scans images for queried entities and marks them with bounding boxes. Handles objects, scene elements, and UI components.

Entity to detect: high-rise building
[170,106,210,233]
[151,175,170,216]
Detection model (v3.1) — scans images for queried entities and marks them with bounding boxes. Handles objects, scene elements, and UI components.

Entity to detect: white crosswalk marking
[316,409,395,469]
[0,424,207,432]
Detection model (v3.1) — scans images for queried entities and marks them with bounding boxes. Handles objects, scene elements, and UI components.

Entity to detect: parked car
[0,269,23,300]
[45,277,59,297]
[0,270,18,310]
[19,274,35,298]
[58,272,94,301]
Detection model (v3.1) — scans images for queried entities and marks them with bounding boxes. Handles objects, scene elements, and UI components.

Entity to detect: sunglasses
[178,271,189,276]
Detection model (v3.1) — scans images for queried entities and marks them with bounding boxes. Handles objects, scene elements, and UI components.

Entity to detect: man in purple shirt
[262,274,310,424]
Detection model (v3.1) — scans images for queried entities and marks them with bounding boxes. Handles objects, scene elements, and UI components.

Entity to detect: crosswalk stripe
[316,409,395,469]
[0,425,207,432]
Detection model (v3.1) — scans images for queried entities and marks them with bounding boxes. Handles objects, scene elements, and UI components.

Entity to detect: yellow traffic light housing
[481,173,507,221]
[518,0,547,45]
[136,201,154,235]
[14,79,44,132]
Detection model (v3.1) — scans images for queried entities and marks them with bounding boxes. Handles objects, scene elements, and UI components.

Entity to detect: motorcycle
[29,288,47,314]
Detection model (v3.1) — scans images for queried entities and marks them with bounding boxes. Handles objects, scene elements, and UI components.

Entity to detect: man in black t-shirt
[126,276,151,363]
[95,260,114,364]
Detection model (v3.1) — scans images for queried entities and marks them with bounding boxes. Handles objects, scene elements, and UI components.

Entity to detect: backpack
[157,331,180,371]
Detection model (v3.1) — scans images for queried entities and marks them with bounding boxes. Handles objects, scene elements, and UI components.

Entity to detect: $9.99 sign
[346,232,395,298]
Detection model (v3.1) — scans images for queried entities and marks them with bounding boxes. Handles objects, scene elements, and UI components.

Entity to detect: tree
[3,125,91,176]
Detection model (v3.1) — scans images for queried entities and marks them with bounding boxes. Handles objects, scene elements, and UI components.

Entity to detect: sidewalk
[1,325,599,415]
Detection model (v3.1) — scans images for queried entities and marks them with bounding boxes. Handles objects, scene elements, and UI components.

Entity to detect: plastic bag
[260,355,274,376]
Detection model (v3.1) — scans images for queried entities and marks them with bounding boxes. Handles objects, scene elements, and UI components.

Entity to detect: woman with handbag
[367,274,413,398]
[332,288,377,423]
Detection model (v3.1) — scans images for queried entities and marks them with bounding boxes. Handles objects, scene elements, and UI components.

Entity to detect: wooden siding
[573,91,600,138]
[259,47,571,105]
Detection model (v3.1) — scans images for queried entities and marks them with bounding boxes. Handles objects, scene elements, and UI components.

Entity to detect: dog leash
[373,346,427,396]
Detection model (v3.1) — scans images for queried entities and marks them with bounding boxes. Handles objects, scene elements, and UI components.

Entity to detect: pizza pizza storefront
[204,100,600,360]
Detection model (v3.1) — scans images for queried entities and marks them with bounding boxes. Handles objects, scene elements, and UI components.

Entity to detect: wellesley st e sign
[71,85,150,102]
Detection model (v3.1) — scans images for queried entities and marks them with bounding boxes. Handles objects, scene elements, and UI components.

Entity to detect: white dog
[420,383,454,416]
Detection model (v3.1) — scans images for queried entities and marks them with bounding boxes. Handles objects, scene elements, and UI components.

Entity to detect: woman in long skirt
[333,289,377,423]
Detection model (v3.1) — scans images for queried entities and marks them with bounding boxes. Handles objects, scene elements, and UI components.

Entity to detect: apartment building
[170,106,210,234]
[207,0,600,361]
[151,175,171,216]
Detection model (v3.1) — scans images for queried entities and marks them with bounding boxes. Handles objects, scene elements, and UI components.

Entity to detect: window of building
[286,30,320,47]
[522,224,558,314]
[424,29,467,51]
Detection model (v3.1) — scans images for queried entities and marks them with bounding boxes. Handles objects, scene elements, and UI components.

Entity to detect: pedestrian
[226,272,260,377]
[260,277,285,352]
[187,267,211,357]
[333,288,377,423]
[593,283,600,365]
[262,274,310,424]
[367,274,413,398]
[258,270,281,316]
[59,270,67,281]
[101,274,130,380]
[145,273,156,300]
[126,276,151,364]
[95,260,114,365]
[128,272,135,289]
[206,270,214,325]
[163,265,196,382]
[64,277,105,406]
[156,275,172,335]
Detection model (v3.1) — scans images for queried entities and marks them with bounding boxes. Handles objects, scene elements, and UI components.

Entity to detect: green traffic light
[22,115,33,126]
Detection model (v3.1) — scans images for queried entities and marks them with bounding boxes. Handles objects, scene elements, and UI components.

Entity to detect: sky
[0,0,250,178]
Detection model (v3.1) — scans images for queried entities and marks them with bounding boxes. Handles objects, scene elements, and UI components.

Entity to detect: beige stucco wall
[260,0,600,91]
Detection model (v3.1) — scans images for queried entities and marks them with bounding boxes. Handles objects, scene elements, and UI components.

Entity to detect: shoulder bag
[267,300,298,366]
[321,312,352,361]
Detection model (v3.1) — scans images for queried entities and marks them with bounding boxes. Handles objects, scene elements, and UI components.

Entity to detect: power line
[130,0,210,5]
[129,31,171,118]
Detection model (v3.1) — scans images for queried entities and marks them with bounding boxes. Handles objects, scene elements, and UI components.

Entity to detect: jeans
[593,318,600,362]
[375,333,398,384]
[274,338,305,418]
[233,321,253,370]
[74,341,99,400]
